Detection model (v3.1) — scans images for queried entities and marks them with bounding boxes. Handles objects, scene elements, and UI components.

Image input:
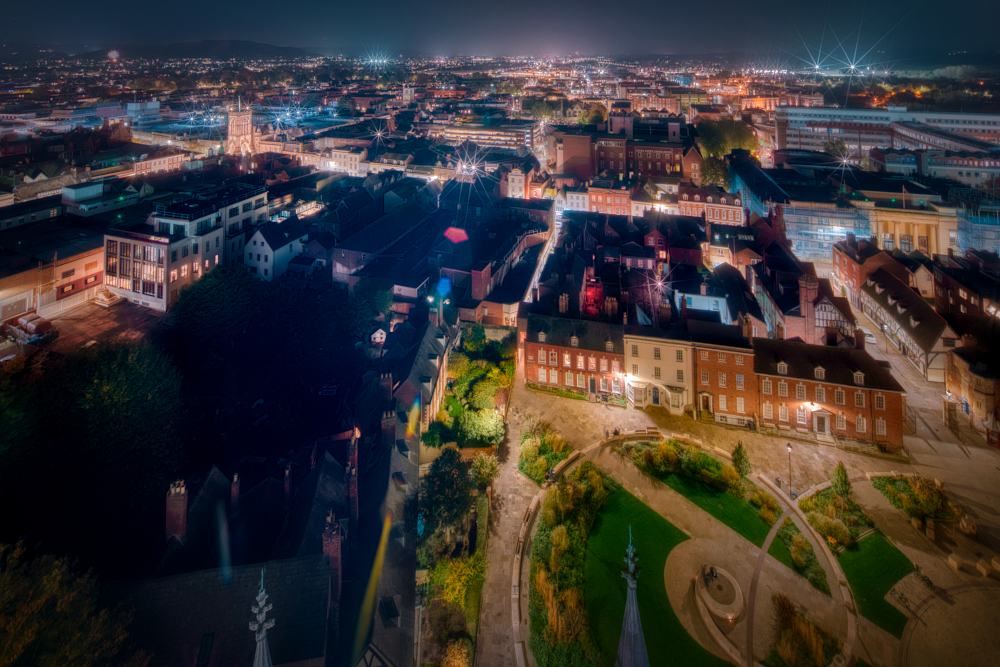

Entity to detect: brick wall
[524,341,625,396]
[692,346,759,423]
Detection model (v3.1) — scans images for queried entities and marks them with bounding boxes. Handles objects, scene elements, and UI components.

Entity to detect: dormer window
[570,336,579,347]
[721,198,727,204]
[694,195,701,202]
[896,303,907,314]
[683,194,689,200]
[887,295,897,306]
[909,316,920,328]
[814,367,825,380]
[538,331,546,343]
[736,199,741,206]
[777,362,788,375]
[875,284,884,294]
[605,340,614,352]
[707,196,713,203]
[854,371,864,386]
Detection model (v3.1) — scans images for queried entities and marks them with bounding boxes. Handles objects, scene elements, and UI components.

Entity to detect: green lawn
[585,489,732,667]
[837,532,912,638]
[659,473,773,547]
[768,533,796,570]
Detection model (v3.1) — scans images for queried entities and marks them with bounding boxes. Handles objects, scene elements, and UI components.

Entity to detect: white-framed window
[570,336,579,347]
[600,377,609,392]
[538,368,546,383]
[701,350,709,360]
[763,402,773,419]
[654,367,661,379]
[855,392,865,408]
[612,360,620,373]
[600,358,608,372]
[538,331,546,342]
[836,413,846,430]
[814,367,825,380]
[737,397,745,413]
[564,352,571,367]
[718,352,727,363]
[779,404,789,421]
[816,387,826,403]
[778,381,788,397]
[854,371,865,385]
[549,351,557,365]
[719,395,728,411]
[577,355,585,369]
[876,418,886,436]
[632,364,638,375]
[762,378,773,395]
[565,371,574,385]
[735,354,744,365]
[797,407,807,424]
[589,357,596,371]
[552,369,561,384]
[677,370,684,382]
[577,374,586,388]
[736,374,744,390]
[605,341,614,352]
[875,394,885,410]
[777,362,788,375]
[631,344,638,357]
[835,389,845,405]
[676,350,683,362]
[718,372,727,388]
[701,369,709,385]
[613,378,621,394]
[654,347,661,359]
[796,384,806,400]
[856,415,867,433]
[538,348,546,365]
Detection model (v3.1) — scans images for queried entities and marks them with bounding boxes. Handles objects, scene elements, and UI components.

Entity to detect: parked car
[858,326,877,344]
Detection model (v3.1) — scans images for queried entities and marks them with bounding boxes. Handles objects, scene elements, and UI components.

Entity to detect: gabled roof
[527,313,624,354]
[256,219,309,250]
[753,338,904,392]
[860,267,950,352]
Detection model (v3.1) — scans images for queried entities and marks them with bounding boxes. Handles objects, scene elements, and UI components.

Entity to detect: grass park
[837,531,913,638]
[583,489,731,667]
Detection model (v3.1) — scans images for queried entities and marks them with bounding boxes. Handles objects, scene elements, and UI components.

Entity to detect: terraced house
[524,314,625,401]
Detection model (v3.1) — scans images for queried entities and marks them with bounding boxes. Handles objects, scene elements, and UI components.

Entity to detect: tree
[732,441,751,482]
[530,100,553,119]
[585,103,608,125]
[441,641,470,667]
[421,421,453,449]
[421,448,474,528]
[469,379,500,410]
[456,409,505,448]
[348,278,393,341]
[470,452,500,488]
[700,156,731,189]
[823,138,850,160]
[696,118,757,158]
[832,461,851,511]
[0,542,149,667]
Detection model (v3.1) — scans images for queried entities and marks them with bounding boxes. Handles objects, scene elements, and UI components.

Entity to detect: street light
[787,444,793,498]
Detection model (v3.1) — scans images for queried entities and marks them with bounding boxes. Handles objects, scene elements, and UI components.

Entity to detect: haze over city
[1,4,1000,667]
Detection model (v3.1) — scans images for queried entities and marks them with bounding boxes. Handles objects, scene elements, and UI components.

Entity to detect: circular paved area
[903,586,1000,667]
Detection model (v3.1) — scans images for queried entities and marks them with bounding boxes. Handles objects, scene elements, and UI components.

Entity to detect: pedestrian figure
[710,566,717,581]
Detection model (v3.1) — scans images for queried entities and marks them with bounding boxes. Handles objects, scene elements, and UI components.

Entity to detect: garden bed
[871,475,957,521]
[622,439,780,546]
[798,487,873,550]
[583,487,731,667]
[526,382,588,401]
[762,594,841,667]
[837,531,912,638]
[767,517,831,595]
[528,462,620,667]
[518,422,572,484]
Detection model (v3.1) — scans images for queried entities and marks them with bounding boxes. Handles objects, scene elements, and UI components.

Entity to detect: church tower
[615,526,650,667]
[226,98,258,157]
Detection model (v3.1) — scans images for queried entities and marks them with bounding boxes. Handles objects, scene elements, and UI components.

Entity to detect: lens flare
[352,513,393,664]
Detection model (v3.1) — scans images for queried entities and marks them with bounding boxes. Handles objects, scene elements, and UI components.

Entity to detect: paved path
[745,517,784,666]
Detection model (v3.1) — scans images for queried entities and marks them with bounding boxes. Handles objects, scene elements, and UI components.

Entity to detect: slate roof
[714,263,765,323]
[103,555,330,667]
[256,218,309,251]
[861,267,949,353]
[527,313,624,355]
[337,201,433,254]
[753,338,904,392]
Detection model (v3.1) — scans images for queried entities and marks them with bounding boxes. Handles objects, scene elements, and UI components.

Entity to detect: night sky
[1,0,994,57]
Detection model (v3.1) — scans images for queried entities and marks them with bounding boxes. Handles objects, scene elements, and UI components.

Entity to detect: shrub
[759,507,777,525]
[809,514,853,547]
[720,465,741,491]
[789,545,807,569]
[774,593,796,629]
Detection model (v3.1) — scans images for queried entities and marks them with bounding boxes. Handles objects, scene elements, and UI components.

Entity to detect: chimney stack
[231,474,240,516]
[382,410,396,450]
[165,480,187,543]
[797,274,819,344]
[380,372,393,403]
[854,327,865,351]
[323,510,343,605]
[284,463,292,510]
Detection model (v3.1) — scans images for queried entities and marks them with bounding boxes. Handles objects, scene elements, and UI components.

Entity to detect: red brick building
[691,323,759,428]
[754,338,906,453]
[832,234,908,308]
[524,313,625,398]
[678,185,744,225]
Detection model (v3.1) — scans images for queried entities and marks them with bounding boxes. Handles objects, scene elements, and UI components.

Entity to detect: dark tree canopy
[696,119,757,158]
[421,448,474,528]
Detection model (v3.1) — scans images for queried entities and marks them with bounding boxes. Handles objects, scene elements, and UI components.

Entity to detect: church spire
[249,568,276,667]
[614,525,650,667]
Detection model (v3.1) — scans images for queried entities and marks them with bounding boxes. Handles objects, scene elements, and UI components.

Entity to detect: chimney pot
[165,480,187,542]
[231,474,240,516]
